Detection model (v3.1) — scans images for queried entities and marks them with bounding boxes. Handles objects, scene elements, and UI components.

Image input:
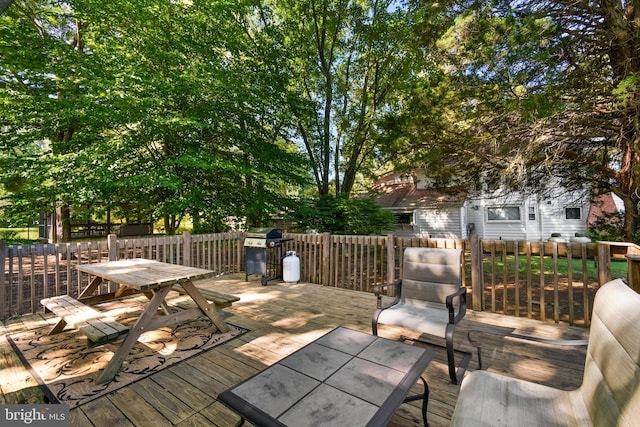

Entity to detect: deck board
[0,272,588,426]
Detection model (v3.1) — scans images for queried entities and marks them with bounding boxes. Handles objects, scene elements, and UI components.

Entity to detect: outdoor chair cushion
[373,247,470,384]
[450,278,640,427]
[374,301,453,338]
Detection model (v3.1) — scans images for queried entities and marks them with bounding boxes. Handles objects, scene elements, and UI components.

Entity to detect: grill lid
[244,228,285,247]
[245,228,283,240]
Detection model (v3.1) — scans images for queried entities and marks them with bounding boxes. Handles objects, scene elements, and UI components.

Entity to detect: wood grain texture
[2,272,588,426]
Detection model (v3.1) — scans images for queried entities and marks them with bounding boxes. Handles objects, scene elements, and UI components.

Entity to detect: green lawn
[0,227,40,244]
[483,254,628,282]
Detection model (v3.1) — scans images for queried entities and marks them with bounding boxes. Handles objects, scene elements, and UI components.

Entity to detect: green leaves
[292,193,394,235]
[1,0,310,234]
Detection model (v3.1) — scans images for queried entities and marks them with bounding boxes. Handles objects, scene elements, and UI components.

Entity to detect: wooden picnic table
[43,259,230,384]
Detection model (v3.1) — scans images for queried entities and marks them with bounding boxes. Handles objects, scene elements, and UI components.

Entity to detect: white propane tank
[283,251,300,284]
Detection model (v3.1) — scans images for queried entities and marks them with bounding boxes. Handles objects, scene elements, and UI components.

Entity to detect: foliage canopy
[382,0,640,241]
[4,0,640,241]
[1,0,310,237]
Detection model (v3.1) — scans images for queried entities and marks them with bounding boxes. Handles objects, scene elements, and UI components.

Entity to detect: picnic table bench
[41,295,130,346]
[41,278,239,348]
[171,282,239,309]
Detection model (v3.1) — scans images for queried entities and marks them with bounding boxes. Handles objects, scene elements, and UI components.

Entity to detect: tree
[255,0,426,196]
[1,0,309,238]
[292,193,395,234]
[387,0,640,241]
[0,1,102,241]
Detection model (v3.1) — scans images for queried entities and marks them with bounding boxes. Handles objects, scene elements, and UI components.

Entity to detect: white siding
[465,203,484,238]
[538,196,589,240]
[376,172,592,241]
[482,203,527,240]
[465,189,589,241]
[524,198,542,241]
[414,207,463,238]
[469,194,528,240]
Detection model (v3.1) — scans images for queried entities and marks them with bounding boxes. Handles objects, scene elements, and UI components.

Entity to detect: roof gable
[373,181,466,210]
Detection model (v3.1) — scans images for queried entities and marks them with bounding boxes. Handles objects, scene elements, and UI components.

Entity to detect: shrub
[292,194,394,235]
[587,211,624,242]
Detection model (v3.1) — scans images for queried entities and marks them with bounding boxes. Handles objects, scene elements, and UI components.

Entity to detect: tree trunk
[620,189,640,241]
[0,0,14,15]
[163,214,178,235]
[55,205,71,243]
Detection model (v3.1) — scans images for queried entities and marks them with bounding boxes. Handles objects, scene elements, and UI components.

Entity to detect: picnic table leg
[142,290,174,315]
[96,285,172,384]
[179,279,230,333]
[115,284,129,298]
[48,319,68,335]
[78,276,104,299]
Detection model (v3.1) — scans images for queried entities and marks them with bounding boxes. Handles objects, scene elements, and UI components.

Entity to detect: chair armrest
[445,286,467,324]
[373,279,402,309]
[468,327,588,347]
[467,327,588,370]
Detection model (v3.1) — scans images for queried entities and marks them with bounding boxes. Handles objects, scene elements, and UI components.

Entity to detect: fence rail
[2,232,637,327]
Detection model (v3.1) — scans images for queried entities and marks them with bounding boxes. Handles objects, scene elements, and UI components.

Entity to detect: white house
[465,188,590,241]
[372,171,617,241]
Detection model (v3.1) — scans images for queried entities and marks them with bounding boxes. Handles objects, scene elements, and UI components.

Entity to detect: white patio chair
[372,247,472,384]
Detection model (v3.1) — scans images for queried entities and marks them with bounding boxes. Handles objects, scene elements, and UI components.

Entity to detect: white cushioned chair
[451,278,640,426]
[372,247,471,384]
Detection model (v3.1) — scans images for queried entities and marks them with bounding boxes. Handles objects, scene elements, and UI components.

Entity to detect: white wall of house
[464,189,589,241]
[537,196,590,240]
[377,171,592,241]
[413,207,464,238]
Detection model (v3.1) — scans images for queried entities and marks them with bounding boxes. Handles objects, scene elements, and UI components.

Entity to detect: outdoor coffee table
[218,326,434,427]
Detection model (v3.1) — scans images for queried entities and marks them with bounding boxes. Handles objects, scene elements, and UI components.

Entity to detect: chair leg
[372,309,381,336]
[444,324,472,385]
[445,327,457,383]
[402,332,472,385]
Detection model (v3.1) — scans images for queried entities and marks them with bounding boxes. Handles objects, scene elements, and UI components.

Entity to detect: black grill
[244,228,292,286]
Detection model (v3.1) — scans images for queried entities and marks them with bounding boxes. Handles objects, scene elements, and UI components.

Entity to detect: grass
[0,227,40,245]
[483,254,628,282]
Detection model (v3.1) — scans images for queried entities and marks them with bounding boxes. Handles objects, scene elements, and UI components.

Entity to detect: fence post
[386,233,395,284]
[0,240,5,318]
[182,231,191,266]
[107,234,118,261]
[322,232,331,286]
[625,254,640,293]
[597,242,611,285]
[470,234,483,311]
[238,231,244,273]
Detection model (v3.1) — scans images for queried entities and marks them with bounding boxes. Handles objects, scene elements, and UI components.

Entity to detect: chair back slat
[401,247,462,305]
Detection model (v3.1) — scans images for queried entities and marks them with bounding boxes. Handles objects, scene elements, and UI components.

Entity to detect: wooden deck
[0,273,589,426]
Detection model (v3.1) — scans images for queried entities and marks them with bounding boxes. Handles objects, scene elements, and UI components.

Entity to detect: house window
[395,213,412,224]
[528,206,536,221]
[565,207,582,220]
[487,206,521,221]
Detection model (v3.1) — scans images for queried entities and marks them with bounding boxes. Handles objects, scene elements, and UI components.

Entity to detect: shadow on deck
[0,273,588,426]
